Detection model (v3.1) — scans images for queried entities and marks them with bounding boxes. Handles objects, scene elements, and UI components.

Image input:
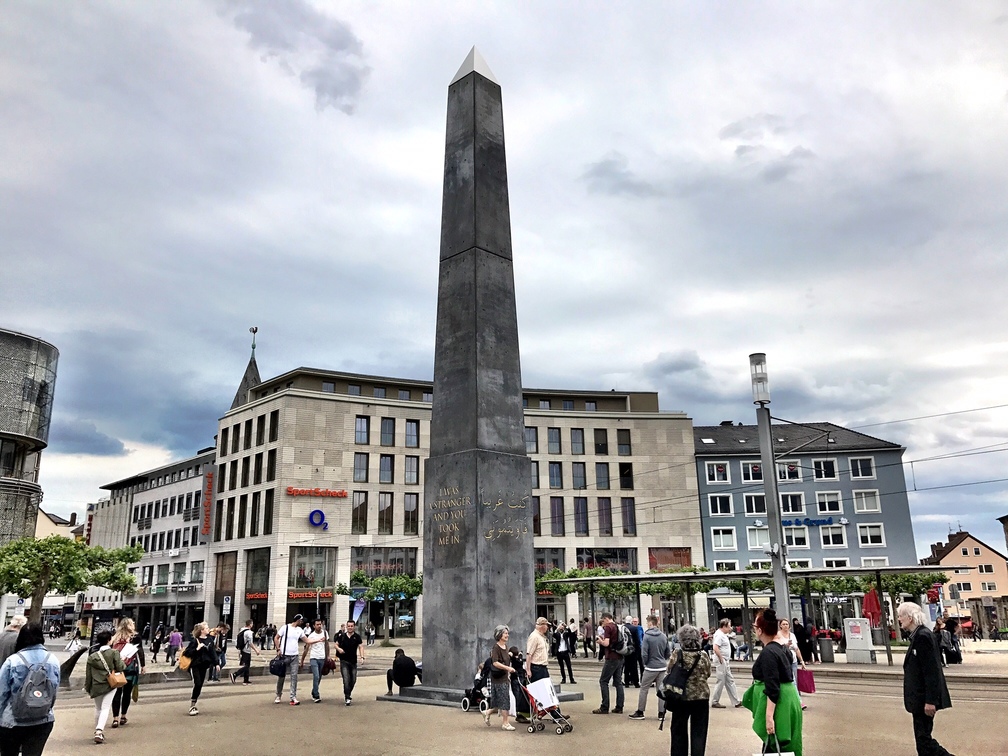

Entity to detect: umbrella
[862,588,882,628]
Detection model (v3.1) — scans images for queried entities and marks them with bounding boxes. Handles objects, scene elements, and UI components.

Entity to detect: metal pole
[635,581,642,622]
[877,570,893,667]
[742,580,752,654]
[755,404,790,615]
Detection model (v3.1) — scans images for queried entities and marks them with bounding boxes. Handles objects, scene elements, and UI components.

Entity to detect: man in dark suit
[898,602,954,756]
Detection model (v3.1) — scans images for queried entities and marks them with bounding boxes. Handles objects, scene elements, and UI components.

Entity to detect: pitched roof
[231,353,262,410]
[921,531,1008,565]
[694,421,902,455]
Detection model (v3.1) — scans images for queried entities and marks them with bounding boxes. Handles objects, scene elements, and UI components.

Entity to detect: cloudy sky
[3,1,1007,560]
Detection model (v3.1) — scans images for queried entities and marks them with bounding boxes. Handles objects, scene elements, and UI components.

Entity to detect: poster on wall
[352,599,366,622]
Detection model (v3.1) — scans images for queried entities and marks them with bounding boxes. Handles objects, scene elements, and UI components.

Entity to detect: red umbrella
[862,588,882,628]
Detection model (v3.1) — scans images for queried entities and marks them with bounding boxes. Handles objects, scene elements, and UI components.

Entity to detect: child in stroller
[461,657,490,712]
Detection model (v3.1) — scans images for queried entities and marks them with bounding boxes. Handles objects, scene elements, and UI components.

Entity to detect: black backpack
[657,650,701,703]
[12,652,57,723]
[236,628,248,651]
[612,624,635,656]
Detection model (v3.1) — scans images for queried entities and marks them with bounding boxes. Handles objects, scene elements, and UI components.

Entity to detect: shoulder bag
[96,650,127,689]
[270,627,289,676]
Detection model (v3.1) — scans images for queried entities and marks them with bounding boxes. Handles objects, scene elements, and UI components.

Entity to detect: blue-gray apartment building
[694,422,918,572]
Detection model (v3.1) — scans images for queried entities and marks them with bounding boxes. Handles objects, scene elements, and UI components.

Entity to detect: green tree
[368,573,423,646]
[0,536,143,625]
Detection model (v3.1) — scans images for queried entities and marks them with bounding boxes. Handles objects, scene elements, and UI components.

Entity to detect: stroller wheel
[564,723,573,733]
[536,722,545,731]
[527,725,535,734]
[461,697,470,712]
[478,699,488,713]
[556,725,565,735]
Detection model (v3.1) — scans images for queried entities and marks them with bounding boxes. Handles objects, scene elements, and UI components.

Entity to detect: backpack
[657,651,701,703]
[12,652,57,723]
[236,628,248,651]
[612,624,635,656]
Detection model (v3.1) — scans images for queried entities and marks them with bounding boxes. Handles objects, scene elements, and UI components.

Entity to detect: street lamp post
[750,353,791,616]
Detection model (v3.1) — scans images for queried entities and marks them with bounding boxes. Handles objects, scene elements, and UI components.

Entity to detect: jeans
[638,667,665,715]
[912,708,952,756]
[310,658,324,700]
[166,644,179,666]
[340,661,358,700]
[275,655,299,700]
[237,651,252,683]
[556,650,574,682]
[93,690,116,731]
[711,658,740,706]
[0,722,54,756]
[669,699,709,756]
[598,656,624,712]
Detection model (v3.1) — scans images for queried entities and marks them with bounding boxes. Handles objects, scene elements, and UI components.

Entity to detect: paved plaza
[39,638,1008,755]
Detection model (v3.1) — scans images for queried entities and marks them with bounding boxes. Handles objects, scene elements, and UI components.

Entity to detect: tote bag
[754,734,796,756]
[796,668,816,694]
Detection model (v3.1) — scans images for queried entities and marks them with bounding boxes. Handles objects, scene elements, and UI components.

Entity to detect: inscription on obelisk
[421,48,534,690]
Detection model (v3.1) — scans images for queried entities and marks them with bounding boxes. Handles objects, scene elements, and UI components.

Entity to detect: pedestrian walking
[149,623,164,664]
[710,618,742,709]
[230,619,262,686]
[182,622,219,716]
[300,619,330,702]
[333,619,365,706]
[525,618,551,683]
[109,618,145,729]
[84,629,125,744]
[778,618,806,710]
[274,615,306,705]
[208,622,229,681]
[367,623,376,647]
[666,624,712,756]
[165,627,182,667]
[0,621,60,755]
[743,609,803,756]
[628,614,669,720]
[898,602,953,756]
[592,612,625,715]
[266,624,277,651]
[482,625,516,731]
[581,617,594,658]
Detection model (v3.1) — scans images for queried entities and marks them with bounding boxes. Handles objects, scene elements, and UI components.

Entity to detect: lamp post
[750,353,791,616]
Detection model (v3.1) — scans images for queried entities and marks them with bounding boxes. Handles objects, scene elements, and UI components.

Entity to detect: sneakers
[274,696,282,704]
[591,708,609,715]
[188,706,198,716]
[345,698,351,706]
[502,723,515,731]
[230,672,237,684]
[290,698,300,706]
[628,711,645,719]
[94,730,104,744]
[312,697,321,703]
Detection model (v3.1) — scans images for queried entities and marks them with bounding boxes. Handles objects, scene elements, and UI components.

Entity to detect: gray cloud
[48,418,126,457]
[718,113,788,141]
[580,152,662,197]
[226,0,369,114]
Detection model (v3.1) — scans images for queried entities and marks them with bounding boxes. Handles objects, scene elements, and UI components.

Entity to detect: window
[213,500,223,541]
[571,462,586,489]
[190,561,204,582]
[254,453,263,485]
[237,495,247,538]
[530,460,539,489]
[547,427,561,454]
[219,427,229,456]
[850,457,874,479]
[979,564,994,574]
[858,523,885,546]
[750,560,771,569]
[353,453,369,483]
[268,410,279,442]
[594,429,608,455]
[404,456,419,485]
[973,547,981,556]
[571,428,585,455]
[266,449,277,482]
[225,497,235,540]
[351,492,368,534]
[243,419,252,450]
[776,460,801,481]
[404,493,419,535]
[853,490,880,513]
[231,424,240,454]
[741,462,763,482]
[597,498,613,536]
[744,493,766,515]
[531,497,541,536]
[398,389,411,401]
[250,491,260,537]
[405,420,419,448]
[381,418,395,446]
[347,384,361,396]
[379,454,394,484]
[240,456,250,487]
[539,399,551,410]
[378,492,394,535]
[525,427,539,454]
[228,460,238,491]
[784,525,809,548]
[813,459,837,480]
[585,401,596,412]
[780,493,805,515]
[862,557,889,567]
[172,562,186,584]
[824,558,848,568]
[263,489,273,535]
[288,546,337,588]
[562,399,574,411]
[788,559,812,569]
[620,497,637,536]
[747,526,770,550]
[574,497,589,536]
[618,462,634,490]
[617,429,632,456]
[550,497,565,536]
[355,416,370,444]
[422,391,433,403]
[712,528,736,550]
[821,525,846,547]
[714,561,739,571]
[549,462,563,489]
[706,461,730,483]
[256,415,265,445]
[709,494,733,516]
[596,463,610,490]
[816,491,842,514]
[961,547,969,556]
[982,582,998,592]
[373,387,386,398]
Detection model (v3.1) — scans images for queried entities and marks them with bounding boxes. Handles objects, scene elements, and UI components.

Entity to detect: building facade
[922,530,1008,634]
[694,422,917,574]
[0,328,58,546]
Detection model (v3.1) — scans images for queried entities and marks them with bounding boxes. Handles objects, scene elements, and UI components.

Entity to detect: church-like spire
[230,327,262,410]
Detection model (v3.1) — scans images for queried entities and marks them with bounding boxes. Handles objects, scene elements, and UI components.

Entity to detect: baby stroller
[516,678,574,735]
[461,658,490,713]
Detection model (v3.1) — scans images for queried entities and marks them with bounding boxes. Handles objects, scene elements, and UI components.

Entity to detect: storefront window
[576,547,637,573]
[351,547,418,578]
[288,547,336,589]
[246,548,272,593]
[534,548,565,575]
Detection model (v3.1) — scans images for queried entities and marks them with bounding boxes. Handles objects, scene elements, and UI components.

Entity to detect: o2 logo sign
[309,509,329,530]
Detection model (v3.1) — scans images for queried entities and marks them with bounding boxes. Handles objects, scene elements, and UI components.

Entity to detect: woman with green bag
[742,609,803,756]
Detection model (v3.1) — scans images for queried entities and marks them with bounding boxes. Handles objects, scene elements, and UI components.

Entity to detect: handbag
[656,650,701,702]
[96,650,127,689]
[755,734,797,756]
[796,668,816,694]
[178,652,192,671]
[322,657,337,676]
[271,627,289,676]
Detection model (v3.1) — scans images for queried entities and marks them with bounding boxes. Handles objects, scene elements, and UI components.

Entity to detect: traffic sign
[223,595,232,615]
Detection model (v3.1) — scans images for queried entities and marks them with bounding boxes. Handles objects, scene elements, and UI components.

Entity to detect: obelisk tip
[450,46,498,86]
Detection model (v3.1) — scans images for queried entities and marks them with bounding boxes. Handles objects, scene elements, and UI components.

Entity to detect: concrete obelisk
[421,48,534,690]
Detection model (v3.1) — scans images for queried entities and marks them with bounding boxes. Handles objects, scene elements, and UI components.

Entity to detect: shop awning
[715,595,771,609]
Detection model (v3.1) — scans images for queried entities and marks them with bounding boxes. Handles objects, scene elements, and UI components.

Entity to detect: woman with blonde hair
[109,618,145,728]
[181,622,219,716]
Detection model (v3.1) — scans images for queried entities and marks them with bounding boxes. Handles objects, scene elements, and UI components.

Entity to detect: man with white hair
[0,614,28,667]
[898,602,953,756]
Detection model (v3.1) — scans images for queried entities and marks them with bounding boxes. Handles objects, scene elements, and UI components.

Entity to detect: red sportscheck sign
[201,471,214,536]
